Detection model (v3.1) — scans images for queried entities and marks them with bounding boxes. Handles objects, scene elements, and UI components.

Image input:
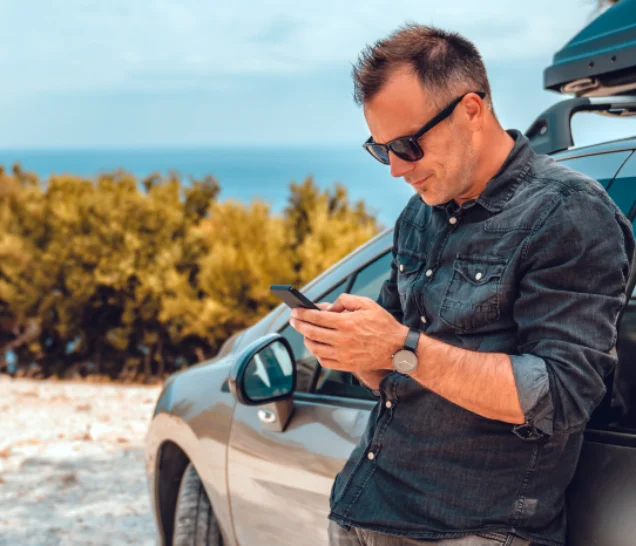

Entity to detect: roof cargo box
[544,0,636,96]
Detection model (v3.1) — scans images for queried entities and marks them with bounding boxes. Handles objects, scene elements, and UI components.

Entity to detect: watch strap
[404,328,420,352]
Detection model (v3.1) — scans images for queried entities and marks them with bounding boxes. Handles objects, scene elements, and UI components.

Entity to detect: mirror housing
[228,333,297,406]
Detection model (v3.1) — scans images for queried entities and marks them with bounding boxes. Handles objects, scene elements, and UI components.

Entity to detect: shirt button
[385,400,393,409]
[367,452,375,461]
[475,272,483,281]
[421,316,427,324]
[425,269,433,278]
[449,216,458,225]
[399,264,404,272]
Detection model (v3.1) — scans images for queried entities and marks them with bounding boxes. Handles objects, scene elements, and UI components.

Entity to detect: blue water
[0,146,416,228]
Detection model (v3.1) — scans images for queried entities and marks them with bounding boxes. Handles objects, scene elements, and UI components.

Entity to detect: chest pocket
[440,256,507,332]
[396,251,426,309]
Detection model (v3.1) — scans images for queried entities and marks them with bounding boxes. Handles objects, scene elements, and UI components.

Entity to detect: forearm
[411,333,525,424]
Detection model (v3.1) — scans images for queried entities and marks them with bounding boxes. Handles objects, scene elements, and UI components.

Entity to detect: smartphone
[270,284,321,310]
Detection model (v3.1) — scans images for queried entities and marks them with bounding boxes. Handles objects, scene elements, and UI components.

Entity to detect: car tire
[172,463,223,546]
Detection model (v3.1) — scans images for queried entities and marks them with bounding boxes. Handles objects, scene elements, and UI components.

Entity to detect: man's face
[363,69,481,206]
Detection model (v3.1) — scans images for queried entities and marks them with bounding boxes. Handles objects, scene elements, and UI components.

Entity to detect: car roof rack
[524,95,636,155]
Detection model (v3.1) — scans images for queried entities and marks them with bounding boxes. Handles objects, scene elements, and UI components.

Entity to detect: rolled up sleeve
[511,190,634,436]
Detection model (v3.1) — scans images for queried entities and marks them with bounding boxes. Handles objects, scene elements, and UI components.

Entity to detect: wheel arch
[156,440,191,546]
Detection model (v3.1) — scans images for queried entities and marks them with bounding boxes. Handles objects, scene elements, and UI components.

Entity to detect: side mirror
[228,334,296,406]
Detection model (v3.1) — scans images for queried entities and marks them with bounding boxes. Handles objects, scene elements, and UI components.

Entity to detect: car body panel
[145,356,238,545]
[567,433,636,545]
[227,396,374,545]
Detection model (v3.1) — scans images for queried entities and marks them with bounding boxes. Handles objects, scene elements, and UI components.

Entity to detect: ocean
[0,146,416,229]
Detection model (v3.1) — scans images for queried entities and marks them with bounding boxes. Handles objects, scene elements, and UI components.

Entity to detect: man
[289,24,635,546]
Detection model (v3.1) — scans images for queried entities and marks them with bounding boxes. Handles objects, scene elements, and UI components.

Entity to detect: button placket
[366,380,399,465]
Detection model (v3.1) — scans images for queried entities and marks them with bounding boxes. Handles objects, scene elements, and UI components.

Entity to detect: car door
[558,149,636,545]
[226,244,392,546]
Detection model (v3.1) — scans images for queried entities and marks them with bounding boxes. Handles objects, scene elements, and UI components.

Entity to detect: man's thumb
[327,293,366,313]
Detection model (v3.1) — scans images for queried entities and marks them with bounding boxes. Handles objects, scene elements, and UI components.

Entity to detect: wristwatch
[392,328,420,375]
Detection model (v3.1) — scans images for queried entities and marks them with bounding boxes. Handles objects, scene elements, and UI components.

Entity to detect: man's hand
[289,294,408,374]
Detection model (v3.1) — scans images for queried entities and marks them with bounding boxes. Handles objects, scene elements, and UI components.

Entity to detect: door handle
[258,409,277,424]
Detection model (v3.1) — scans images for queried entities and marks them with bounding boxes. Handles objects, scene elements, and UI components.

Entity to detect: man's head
[353,24,510,206]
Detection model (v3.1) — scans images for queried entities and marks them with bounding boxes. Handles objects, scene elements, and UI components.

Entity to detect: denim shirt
[328,130,635,546]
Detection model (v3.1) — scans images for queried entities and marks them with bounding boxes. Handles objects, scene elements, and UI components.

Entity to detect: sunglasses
[362,91,486,165]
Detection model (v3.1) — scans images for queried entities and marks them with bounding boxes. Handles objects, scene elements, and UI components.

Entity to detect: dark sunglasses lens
[390,138,422,162]
[366,144,390,165]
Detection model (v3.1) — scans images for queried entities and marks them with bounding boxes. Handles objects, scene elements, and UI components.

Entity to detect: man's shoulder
[526,152,611,202]
[514,152,621,219]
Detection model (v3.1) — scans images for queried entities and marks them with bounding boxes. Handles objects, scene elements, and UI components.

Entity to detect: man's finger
[304,338,337,360]
[292,307,346,328]
[294,319,340,345]
[327,293,371,313]
[317,357,349,372]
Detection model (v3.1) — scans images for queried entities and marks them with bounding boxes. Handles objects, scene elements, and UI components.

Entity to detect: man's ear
[465,94,482,119]
[462,93,485,132]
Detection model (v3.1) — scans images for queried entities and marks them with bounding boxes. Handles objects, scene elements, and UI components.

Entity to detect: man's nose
[389,153,416,179]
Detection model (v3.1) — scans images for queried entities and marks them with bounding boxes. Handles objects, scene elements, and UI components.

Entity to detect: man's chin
[416,190,446,207]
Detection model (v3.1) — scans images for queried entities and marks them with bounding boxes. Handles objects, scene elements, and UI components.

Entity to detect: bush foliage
[0,164,381,381]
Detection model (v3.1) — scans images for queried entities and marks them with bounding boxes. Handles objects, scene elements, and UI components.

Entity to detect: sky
[0,0,634,149]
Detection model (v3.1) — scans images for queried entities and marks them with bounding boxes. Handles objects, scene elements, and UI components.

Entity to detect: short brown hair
[352,23,494,112]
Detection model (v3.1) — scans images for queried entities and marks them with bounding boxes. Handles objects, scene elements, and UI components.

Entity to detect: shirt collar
[433,129,535,216]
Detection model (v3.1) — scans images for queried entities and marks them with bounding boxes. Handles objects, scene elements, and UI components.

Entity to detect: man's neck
[455,128,515,205]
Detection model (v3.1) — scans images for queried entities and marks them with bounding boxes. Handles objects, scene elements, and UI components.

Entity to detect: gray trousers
[328,521,534,546]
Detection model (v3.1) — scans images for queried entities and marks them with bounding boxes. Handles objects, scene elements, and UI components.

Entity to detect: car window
[313,252,393,399]
[558,151,631,188]
[607,150,636,225]
[348,252,393,300]
[279,279,349,393]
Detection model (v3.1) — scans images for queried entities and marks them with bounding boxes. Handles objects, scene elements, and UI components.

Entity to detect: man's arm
[403,190,633,434]
[410,335,525,423]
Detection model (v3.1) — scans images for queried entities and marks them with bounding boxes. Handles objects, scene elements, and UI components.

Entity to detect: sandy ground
[0,375,163,546]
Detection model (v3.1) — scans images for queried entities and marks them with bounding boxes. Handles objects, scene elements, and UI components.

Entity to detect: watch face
[392,349,418,375]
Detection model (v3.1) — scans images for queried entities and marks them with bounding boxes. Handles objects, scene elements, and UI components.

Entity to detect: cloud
[0,0,598,96]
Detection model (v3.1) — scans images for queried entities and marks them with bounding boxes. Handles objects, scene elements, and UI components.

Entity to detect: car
[144,3,636,545]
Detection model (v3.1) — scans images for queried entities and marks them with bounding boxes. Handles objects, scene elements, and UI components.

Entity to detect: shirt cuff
[509,353,555,437]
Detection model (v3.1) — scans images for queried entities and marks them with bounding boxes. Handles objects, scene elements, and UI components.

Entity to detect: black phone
[270,284,321,311]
